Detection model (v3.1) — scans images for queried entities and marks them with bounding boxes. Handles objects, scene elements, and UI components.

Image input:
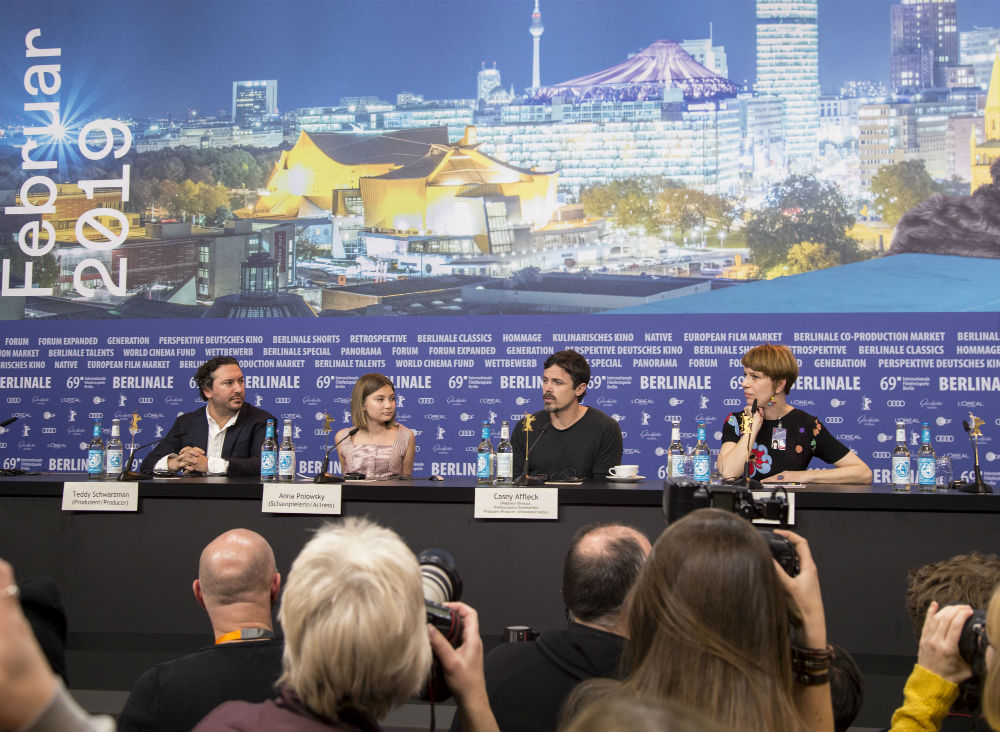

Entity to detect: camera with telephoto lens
[418,548,463,702]
[958,607,989,680]
[662,479,799,576]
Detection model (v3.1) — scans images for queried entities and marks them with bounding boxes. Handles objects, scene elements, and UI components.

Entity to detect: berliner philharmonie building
[475,39,742,194]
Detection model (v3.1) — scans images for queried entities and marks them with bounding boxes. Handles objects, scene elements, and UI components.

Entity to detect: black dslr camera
[418,548,464,702]
[662,480,799,577]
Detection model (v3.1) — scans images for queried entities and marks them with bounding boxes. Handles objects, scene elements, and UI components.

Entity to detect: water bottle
[105,418,123,479]
[278,418,295,482]
[917,422,936,491]
[260,419,277,482]
[476,421,495,485]
[87,420,105,480]
[692,422,710,483]
[496,420,513,485]
[667,420,686,478]
[891,420,911,491]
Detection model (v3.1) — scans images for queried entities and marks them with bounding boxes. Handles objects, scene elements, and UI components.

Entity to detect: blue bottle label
[87,449,104,473]
[261,450,277,475]
[476,453,491,478]
[917,457,935,484]
[692,455,710,482]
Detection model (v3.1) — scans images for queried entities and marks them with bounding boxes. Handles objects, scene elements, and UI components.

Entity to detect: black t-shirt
[118,638,283,732]
[721,408,850,478]
[511,407,623,481]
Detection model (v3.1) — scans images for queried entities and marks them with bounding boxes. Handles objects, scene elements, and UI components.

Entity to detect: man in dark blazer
[140,357,275,476]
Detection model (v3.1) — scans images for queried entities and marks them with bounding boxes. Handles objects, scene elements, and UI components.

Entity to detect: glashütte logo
[31,396,49,404]
[446,396,467,406]
[596,397,617,407]
[919,399,942,409]
[858,416,879,426]
[302,396,323,406]
[165,396,184,405]
[432,444,453,454]
[640,430,663,441]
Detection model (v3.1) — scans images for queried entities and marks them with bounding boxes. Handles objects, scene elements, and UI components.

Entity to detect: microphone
[751,398,758,415]
[314,427,359,483]
[0,417,16,428]
[516,422,548,486]
[119,432,186,480]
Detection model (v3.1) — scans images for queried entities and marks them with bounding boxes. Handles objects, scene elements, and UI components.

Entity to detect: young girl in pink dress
[335,373,415,479]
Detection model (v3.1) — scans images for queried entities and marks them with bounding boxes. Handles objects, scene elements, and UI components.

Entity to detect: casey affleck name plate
[474,486,558,519]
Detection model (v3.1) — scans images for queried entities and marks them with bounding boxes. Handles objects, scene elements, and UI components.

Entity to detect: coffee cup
[608,464,639,478]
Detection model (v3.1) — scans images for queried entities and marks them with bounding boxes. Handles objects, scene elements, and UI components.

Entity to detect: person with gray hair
[476,523,652,732]
[195,517,497,732]
[118,529,284,732]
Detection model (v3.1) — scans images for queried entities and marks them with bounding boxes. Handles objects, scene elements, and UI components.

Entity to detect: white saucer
[607,475,645,482]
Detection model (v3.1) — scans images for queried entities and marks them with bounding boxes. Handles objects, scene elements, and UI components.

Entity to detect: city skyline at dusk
[1,0,996,122]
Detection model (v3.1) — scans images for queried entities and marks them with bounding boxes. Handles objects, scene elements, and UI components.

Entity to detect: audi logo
[872,451,891,459]
[88,412,103,419]
[418,398,434,404]
[935,435,955,443]
[138,397,154,404]
[723,398,741,406]
[825,416,844,424]
[274,397,291,404]
[458,430,475,438]
[886,400,906,408]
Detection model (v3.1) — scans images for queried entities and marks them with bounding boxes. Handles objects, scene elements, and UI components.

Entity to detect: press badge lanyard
[215,628,277,644]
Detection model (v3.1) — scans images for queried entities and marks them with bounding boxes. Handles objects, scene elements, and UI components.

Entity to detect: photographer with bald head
[117,529,284,732]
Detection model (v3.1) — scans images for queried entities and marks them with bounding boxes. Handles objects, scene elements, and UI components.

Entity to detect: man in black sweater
[479,523,651,731]
[117,529,283,731]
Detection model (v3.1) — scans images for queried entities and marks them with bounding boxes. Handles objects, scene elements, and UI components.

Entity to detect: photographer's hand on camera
[772,530,834,732]
[427,601,498,732]
[773,530,826,647]
[917,602,974,685]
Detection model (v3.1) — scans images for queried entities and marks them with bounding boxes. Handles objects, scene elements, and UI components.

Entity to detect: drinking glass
[934,456,953,489]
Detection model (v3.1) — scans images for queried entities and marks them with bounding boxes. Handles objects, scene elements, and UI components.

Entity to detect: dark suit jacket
[140,403,275,477]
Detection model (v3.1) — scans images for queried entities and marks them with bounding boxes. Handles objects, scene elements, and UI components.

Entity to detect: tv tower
[529,0,544,89]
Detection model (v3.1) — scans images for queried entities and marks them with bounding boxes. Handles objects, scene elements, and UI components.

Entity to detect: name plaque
[261,484,342,515]
[474,486,559,519]
[62,482,139,512]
